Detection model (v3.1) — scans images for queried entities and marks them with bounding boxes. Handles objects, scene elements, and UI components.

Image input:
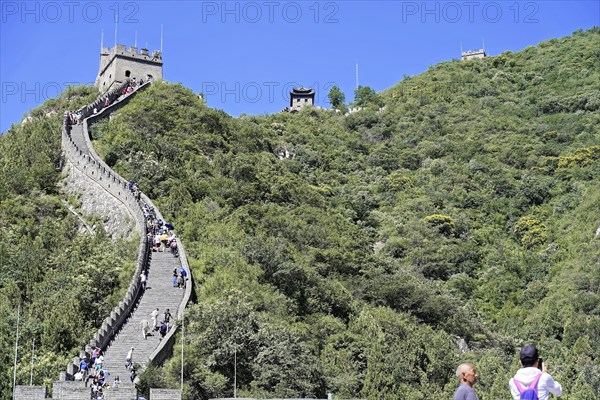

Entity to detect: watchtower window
[125,70,131,77]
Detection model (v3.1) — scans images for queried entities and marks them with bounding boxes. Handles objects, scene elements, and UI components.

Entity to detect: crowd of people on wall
[128,181,142,201]
[66,78,145,126]
[140,204,186,340]
[73,346,125,398]
[64,79,190,397]
[145,210,179,258]
[141,308,174,341]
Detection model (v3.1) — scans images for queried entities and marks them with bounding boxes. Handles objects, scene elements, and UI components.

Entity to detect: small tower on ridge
[289,87,315,112]
[461,48,487,60]
[461,40,487,60]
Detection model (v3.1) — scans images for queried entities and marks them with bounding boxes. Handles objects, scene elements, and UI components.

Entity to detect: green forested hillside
[1,28,599,399]
[91,28,599,399]
[0,87,139,396]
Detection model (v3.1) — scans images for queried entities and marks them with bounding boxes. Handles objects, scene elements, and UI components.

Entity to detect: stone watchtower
[95,44,163,93]
[289,87,315,112]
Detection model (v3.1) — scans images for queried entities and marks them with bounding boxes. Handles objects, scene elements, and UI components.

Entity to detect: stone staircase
[102,249,186,382]
[12,82,190,399]
[68,123,89,156]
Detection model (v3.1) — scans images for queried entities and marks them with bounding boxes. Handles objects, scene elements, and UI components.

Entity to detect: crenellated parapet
[61,82,152,371]
[52,81,191,398]
[96,43,163,94]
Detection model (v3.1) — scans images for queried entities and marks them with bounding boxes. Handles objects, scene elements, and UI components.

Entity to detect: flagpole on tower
[114,11,118,46]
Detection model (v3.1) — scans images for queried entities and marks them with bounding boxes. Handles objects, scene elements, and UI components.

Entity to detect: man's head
[456,363,478,387]
[520,345,539,368]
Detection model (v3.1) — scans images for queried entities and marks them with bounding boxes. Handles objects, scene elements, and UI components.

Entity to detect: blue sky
[1,1,598,132]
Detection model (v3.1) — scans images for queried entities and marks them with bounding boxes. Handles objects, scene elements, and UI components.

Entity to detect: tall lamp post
[12,305,21,400]
[180,309,184,391]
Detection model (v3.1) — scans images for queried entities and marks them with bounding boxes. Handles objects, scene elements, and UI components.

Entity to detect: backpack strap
[514,373,542,394]
[527,373,542,390]
[514,378,526,394]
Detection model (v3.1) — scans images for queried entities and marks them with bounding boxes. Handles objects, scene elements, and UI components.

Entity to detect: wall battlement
[46,83,190,399]
[96,43,163,93]
[100,44,163,68]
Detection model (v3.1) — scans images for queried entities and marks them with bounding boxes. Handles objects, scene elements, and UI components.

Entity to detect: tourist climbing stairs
[12,81,191,399]
[102,241,186,382]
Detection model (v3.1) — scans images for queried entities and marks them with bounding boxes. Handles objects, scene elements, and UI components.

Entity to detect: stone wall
[62,158,135,239]
[95,385,137,400]
[51,381,89,400]
[60,86,151,380]
[62,81,152,239]
[59,81,193,386]
[50,382,138,400]
[150,388,182,400]
[13,385,46,400]
[79,81,193,368]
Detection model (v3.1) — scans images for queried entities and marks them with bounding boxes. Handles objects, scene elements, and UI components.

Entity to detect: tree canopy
[327,85,346,110]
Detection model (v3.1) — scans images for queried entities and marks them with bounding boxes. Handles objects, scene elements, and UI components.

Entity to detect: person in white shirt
[509,345,562,400]
[125,347,134,371]
[140,272,147,290]
[140,319,150,339]
[151,307,159,329]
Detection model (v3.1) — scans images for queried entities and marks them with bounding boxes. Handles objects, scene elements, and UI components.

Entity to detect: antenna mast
[161,24,164,53]
[135,31,138,48]
[355,61,359,90]
[114,11,118,46]
[100,29,104,52]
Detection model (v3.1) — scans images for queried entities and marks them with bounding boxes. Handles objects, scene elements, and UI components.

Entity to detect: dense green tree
[327,85,346,110]
[353,85,382,107]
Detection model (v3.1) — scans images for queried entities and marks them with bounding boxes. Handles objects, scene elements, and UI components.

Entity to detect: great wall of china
[14,81,191,400]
